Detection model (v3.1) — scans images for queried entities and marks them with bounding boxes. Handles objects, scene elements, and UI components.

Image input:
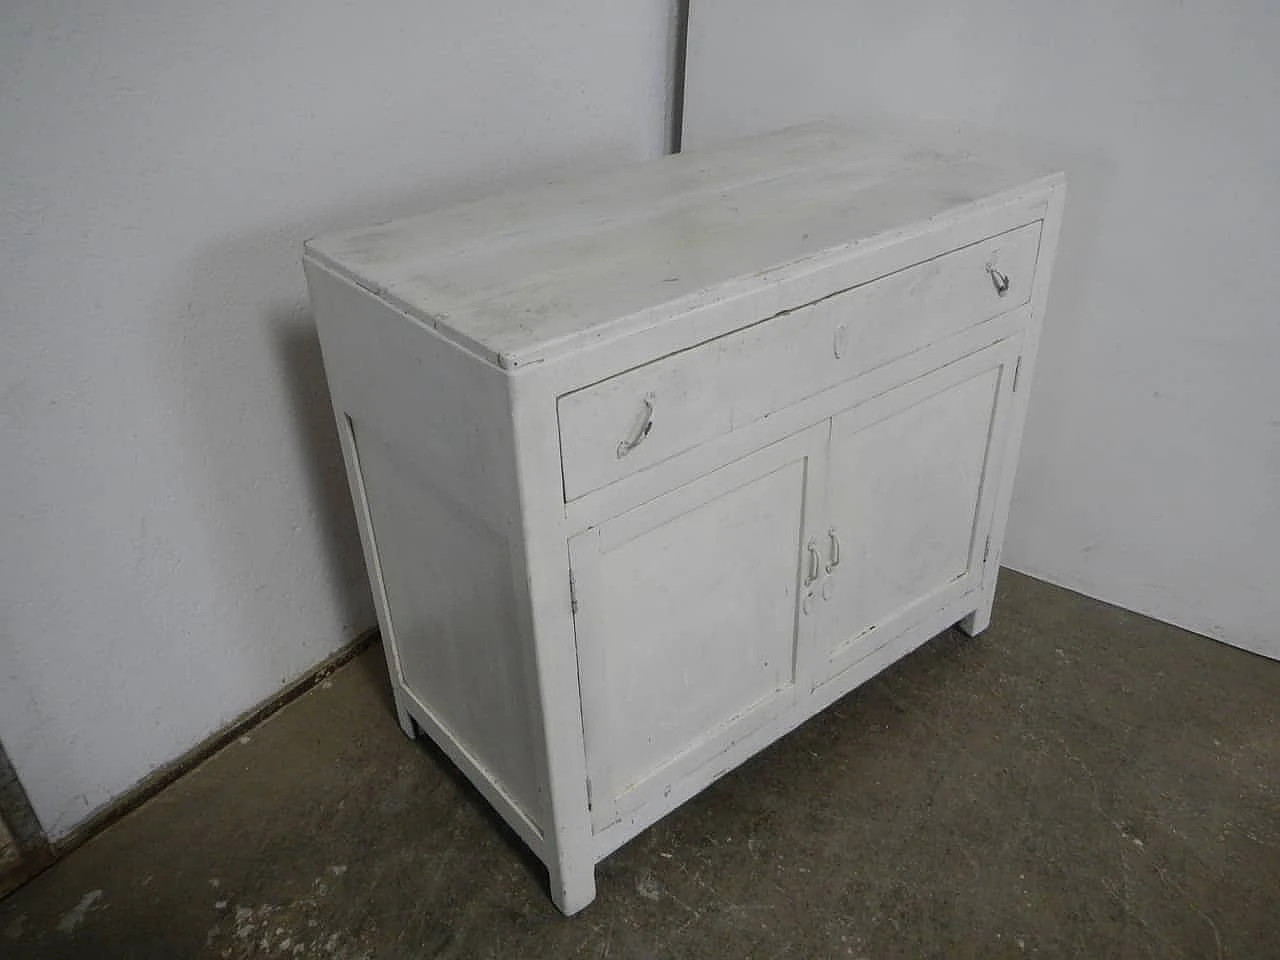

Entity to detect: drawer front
[558,221,1041,501]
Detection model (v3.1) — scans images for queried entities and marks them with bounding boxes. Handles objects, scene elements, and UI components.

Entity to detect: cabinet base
[549,858,597,916]
[957,602,993,637]
[391,689,418,740]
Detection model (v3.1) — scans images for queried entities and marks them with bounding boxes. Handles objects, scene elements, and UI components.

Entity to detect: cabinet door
[815,338,1022,684]
[569,423,827,831]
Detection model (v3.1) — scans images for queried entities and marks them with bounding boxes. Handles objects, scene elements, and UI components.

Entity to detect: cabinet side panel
[353,427,543,826]
[304,260,547,833]
[305,262,518,522]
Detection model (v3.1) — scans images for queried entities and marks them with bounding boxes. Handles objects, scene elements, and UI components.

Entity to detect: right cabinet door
[815,337,1022,684]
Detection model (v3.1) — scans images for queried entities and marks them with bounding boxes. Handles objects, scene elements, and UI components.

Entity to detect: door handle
[616,393,655,459]
[805,539,821,586]
[826,528,841,572]
[986,263,1011,297]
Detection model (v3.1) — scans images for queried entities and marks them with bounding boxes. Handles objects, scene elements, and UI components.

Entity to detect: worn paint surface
[1,572,1277,958]
[307,125,1064,911]
[308,124,1057,369]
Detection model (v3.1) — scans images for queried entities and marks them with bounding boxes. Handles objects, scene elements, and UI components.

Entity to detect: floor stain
[55,889,103,935]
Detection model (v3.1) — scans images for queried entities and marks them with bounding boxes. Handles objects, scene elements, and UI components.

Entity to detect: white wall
[0,0,674,838]
[684,0,1280,659]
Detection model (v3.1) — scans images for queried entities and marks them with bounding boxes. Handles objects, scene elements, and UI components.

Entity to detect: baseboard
[0,740,55,900]
[2,626,378,899]
[0,844,54,902]
[999,562,1269,657]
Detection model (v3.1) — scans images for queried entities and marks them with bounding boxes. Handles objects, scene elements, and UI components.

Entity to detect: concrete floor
[2,570,1277,959]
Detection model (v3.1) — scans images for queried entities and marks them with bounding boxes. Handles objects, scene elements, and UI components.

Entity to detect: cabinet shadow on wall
[161,229,377,691]
[270,311,373,624]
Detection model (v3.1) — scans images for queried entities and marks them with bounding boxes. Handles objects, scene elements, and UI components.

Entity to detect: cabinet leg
[391,688,418,740]
[548,853,597,916]
[958,596,993,637]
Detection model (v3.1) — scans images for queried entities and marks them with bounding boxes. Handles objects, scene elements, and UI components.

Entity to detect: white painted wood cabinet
[302,124,1064,914]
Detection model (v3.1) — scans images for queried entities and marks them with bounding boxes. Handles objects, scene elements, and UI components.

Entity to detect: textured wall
[0,0,673,836]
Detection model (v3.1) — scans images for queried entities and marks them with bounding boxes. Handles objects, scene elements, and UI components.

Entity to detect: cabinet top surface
[305,123,1059,369]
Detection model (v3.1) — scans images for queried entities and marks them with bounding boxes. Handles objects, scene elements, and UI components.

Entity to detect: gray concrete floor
[2,571,1277,959]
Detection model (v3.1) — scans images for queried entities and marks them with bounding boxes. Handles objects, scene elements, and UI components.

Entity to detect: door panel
[816,339,1021,683]
[570,424,826,831]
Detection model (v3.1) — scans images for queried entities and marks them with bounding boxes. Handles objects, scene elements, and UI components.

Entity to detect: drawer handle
[986,263,1011,297]
[826,528,841,572]
[805,539,821,586]
[616,393,655,459]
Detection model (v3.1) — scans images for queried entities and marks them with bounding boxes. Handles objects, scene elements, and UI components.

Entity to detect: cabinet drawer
[558,221,1041,501]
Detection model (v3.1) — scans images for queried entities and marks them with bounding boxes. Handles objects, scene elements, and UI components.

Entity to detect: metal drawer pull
[805,539,821,586]
[827,528,841,572]
[986,263,1011,297]
[616,393,655,458]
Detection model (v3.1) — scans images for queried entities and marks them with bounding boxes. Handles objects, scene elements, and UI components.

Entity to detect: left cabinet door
[569,423,828,832]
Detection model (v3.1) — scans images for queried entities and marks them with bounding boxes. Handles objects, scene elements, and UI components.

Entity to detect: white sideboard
[303,124,1064,914]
